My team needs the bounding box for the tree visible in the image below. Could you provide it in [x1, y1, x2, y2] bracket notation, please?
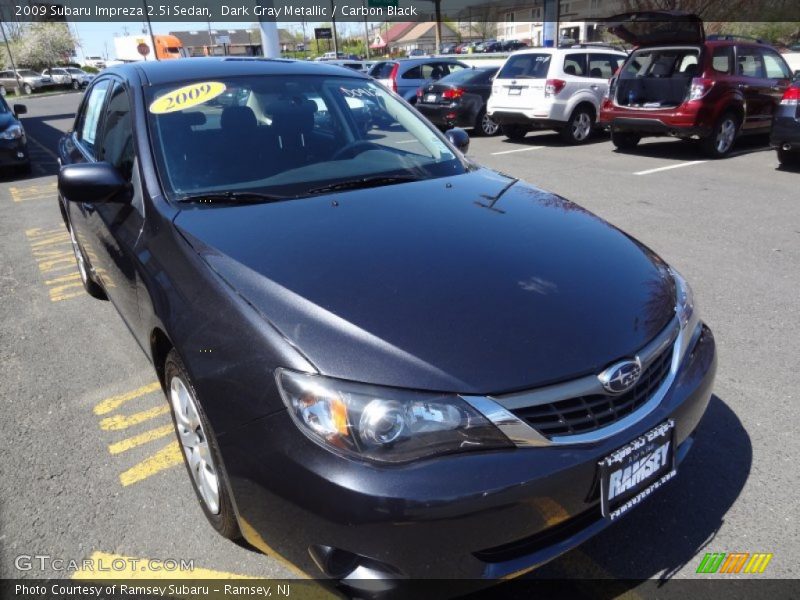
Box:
[3, 22, 78, 70]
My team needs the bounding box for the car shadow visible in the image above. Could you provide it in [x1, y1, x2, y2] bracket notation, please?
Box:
[503, 394, 751, 594]
[614, 134, 772, 160]
[498, 129, 611, 148]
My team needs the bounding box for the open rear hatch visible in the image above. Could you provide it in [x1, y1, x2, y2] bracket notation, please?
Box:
[603, 11, 704, 47]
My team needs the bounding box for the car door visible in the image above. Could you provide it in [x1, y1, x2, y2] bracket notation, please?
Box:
[735, 45, 771, 131]
[62, 78, 112, 280]
[760, 47, 792, 121]
[85, 80, 144, 333]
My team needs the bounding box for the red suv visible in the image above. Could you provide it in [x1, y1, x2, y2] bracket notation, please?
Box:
[599, 12, 794, 157]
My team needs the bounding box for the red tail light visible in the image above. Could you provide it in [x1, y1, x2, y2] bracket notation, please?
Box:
[416, 87, 423, 98]
[389, 63, 399, 93]
[442, 88, 464, 100]
[780, 86, 800, 106]
[544, 79, 566, 97]
[687, 78, 714, 101]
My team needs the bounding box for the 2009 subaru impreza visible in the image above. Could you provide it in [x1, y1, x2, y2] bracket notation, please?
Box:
[57, 58, 716, 589]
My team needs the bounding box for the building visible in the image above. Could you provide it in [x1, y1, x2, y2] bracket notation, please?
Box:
[395, 22, 460, 54]
[169, 28, 298, 57]
[498, 0, 617, 46]
[369, 22, 416, 53]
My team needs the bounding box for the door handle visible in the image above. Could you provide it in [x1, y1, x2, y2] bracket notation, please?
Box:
[82, 202, 95, 215]
[590, 84, 599, 90]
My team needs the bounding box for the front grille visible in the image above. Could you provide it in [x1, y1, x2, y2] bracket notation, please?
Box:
[511, 346, 674, 438]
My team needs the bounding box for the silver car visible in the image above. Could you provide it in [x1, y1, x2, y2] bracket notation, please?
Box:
[368, 58, 468, 103]
[41, 67, 94, 89]
[0, 69, 54, 95]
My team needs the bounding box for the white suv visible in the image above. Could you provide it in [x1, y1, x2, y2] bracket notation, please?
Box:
[487, 45, 627, 143]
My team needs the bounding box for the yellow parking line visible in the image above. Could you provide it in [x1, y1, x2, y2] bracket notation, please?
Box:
[109, 424, 174, 455]
[119, 441, 182, 486]
[100, 404, 169, 431]
[94, 382, 162, 415]
[71, 551, 257, 580]
[238, 518, 310, 579]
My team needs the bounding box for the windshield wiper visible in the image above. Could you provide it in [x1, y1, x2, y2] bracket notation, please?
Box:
[306, 175, 422, 195]
[175, 191, 288, 205]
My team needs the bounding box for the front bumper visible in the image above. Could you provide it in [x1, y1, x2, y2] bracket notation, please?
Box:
[220, 323, 716, 583]
[0, 137, 29, 167]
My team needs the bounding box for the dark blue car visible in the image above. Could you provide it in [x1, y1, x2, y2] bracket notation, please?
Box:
[57, 58, 716, 592]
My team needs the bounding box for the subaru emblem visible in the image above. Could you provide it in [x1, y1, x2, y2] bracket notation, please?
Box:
[598, 358, 642, 394]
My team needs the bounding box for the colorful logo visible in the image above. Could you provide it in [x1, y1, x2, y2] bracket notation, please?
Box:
[696, 552, 773, 574]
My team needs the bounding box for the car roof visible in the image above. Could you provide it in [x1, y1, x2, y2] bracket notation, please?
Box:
[107, 57, 370, 86]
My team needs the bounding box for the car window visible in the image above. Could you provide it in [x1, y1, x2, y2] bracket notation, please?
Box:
[442, 63, 466, 76]
[18, 70, 38, 77]
[369, 62, 396, 79]
[147, 75, 463, 198]
[497, 53, 552, 79]
[736, 46, 765, 78]
[99, 83, 134, 180]
[563, 53, 587, 76]
[588, 54, 623, 78]
[761, 48, 791, 79]
[712, 46, 733, 74]
[77, 80, 111, 156]
[624, 48, 700, 78]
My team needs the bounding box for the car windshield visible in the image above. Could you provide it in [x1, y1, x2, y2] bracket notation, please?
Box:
[67, 68, 85, 74]
[18, 70, 39, 77]
[497, 54, 552, 79]
[146, 74, 466, 200]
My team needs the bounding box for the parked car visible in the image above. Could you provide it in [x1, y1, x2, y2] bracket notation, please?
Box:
[41, 67, 93, 89]
[416, 66, 501, 135]
[487, 44, 627, 143]
[84, 56, 107, 69]
[322, 60, 370, 73]
[482, 41, 504, 53]
[0, 96, 29, 174]
[599, 13, 794, 157]
[369, 57, 468, 102]
[771, 80, 800, 166]
[57, 57, 715, 590]
[502, 40, 529, 52]
[440, 43, 458, 55]
[0, 69, 55, 95]
[406, 48, 426, 57]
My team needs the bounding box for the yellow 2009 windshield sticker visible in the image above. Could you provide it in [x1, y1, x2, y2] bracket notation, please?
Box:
[149, 81, 226, 114]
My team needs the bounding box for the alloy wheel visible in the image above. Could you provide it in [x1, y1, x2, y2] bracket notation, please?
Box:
[572, 112, 592, 142]
[481, 113, 499, 135]
[716, 118, 736, 154]
[170, 376, 220, 514]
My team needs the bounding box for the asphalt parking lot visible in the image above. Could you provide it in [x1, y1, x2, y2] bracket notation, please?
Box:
[0, 93, 798, 591]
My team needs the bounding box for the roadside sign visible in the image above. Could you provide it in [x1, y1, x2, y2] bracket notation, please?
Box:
[215, 35, 231, 45]
[314, 28, 332, 40]
[137, 43, 150, 57]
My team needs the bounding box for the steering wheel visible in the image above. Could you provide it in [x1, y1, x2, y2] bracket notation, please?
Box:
[331, 140, 382, 161]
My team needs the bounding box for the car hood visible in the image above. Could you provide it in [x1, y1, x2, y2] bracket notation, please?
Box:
[604, 11, 704, 47]
[174, 169, 676, 394]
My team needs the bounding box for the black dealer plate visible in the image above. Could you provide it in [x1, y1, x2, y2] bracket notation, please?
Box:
[599, 420, 676, 520]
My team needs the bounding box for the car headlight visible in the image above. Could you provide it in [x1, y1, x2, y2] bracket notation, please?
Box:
[276, 369, 512, 463]
[0, 124, 24, 140]
[670, 267, 695, 329]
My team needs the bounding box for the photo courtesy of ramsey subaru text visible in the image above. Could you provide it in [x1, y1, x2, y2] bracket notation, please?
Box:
[57, 58, 716, 592]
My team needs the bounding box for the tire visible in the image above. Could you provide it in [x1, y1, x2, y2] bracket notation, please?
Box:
[502, 124, 529, 141]
[701, 112, 739, 158]
[165, 349, 241, 540]
[611, 130, 641, 151]
[777, 148, 799, 167]
[67, 221, 108, 300]
[22, 83, 32, 95]
[560, 105, 594, 144]
[475, 109, 500, 136]
[71, 80, 79, 90]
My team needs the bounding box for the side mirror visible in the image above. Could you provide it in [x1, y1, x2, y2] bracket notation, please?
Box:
[59, 162, 129, 204]
[13, 104, 26, 116]
[445, 127, 470, 154]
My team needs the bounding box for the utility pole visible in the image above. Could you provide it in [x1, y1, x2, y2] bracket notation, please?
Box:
[330, 0, 339, 55]
[257, 0, 280, 57]
[0, 19, 23, 94]
[142, 0, 159, 60]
